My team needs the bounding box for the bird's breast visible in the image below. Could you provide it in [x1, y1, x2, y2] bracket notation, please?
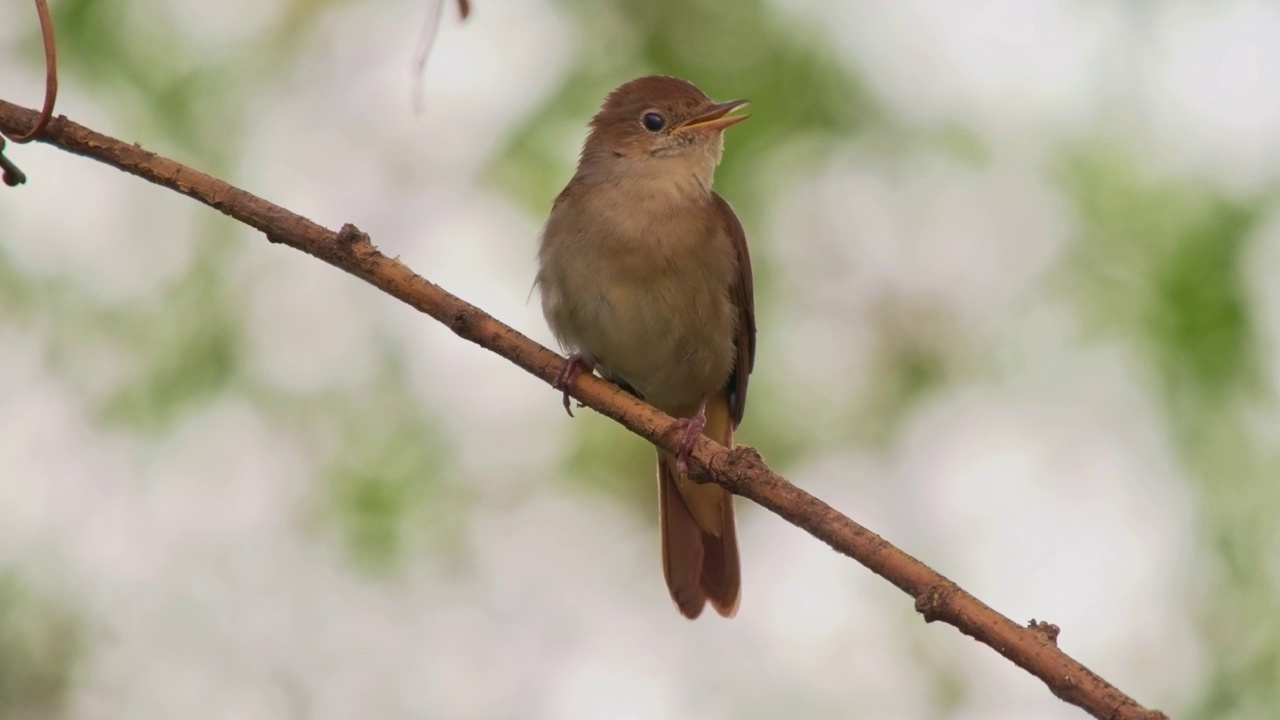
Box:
[538, 189, 738, 414]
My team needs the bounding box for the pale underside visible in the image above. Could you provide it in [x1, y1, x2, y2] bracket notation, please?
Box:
[537, 167, 739, 418]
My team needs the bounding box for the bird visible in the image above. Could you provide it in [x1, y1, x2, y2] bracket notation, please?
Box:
[535, 75, 756, 619]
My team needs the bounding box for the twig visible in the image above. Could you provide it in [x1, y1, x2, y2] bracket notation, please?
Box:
[410, 0, 472, 113]
[1, 0, 59, 188]
[0, 99, 1168, 720]
[3, 0, 57, 143]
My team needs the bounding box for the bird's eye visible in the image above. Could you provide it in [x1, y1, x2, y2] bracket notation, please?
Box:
[641, 112, 665, 132]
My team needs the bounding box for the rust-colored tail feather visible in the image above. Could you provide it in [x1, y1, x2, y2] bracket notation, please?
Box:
[658, 393, 741, 619]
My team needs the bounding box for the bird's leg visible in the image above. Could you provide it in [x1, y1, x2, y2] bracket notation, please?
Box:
[552, 354, 595, 417]
[661, 395, 708, 474]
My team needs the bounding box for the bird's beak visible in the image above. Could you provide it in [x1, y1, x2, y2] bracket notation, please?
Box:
[675, 99, 750, 133]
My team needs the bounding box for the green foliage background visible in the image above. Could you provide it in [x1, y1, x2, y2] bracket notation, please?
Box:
[2, 1, 1277, 718]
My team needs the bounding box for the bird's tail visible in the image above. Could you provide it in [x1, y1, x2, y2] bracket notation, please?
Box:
[657, 392, 741, 619]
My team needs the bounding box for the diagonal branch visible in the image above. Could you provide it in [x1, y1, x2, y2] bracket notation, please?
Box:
[0, 99, 1167, 720]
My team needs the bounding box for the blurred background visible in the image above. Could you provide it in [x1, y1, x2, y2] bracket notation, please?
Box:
[1, 0, 1277, 717]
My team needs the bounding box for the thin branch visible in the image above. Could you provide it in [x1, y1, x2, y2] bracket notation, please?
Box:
[0, 0, 58, 186]
[410, 0, 472, 113]
[0, 99, 1168, 720]
[3, 0, 58, 143]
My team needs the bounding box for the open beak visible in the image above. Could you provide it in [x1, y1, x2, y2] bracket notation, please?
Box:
[675, 99, 750, 133]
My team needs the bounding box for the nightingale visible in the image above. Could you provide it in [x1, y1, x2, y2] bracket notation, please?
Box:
[535, 75, 756, 619]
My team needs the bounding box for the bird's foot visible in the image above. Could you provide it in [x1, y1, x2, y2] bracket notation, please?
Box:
[661, 396, 709, 474]
[552, 354, 595, 417]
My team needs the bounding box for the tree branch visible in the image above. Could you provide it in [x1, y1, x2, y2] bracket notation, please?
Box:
[0, 99, 1168, 720]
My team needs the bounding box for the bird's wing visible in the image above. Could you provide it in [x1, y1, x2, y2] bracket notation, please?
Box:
[712, 192, 756, 428]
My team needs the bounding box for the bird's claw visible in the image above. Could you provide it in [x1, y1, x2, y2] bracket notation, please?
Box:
[552, 354, 594, 417]
[661, 398, 708, 474]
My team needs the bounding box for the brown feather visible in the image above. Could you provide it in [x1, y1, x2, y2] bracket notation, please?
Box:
[712, 192, 756, 427]
[658, 392, 740, 618]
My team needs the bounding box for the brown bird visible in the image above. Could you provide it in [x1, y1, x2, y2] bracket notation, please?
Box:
[535, 76, 756, 619]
